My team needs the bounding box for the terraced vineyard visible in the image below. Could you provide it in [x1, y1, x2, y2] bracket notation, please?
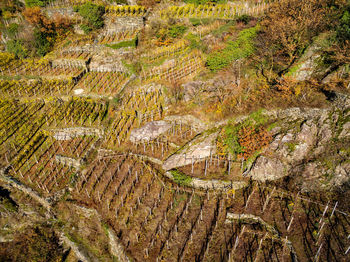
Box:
[1, 0, 350, 261]
[76, 71, 129, 95]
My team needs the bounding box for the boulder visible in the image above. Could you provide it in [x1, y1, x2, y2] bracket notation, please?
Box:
[162, 131, 218, 170]
[332, 163, 350, 187]
[249, 156, 286, 182]
[339, 122, 350, 138]
[129, 121, 171, 143]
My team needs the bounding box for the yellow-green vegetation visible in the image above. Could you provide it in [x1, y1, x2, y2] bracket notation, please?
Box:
[170, 169, 192, 186]
[206, 25, 259, 72]
[1, 0, 350, 261]
[106, 36, 138, 49]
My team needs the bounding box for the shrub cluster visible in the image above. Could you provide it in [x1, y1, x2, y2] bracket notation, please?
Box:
[74, 2, 105, 32]
[216, 110, 271, 160]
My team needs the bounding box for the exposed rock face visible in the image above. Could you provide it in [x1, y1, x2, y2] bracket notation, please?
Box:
[129, 115, 207, 144]
[339, 122, 350, 138]
[129, 121, 171, 143]
[107, 228, 130, 262]
[247, 94, 350, 191]
[162, 131, 217, 170]
[333, 163, 350, 187]
[290, 33, 332, 81]
[249, 157, 286, 182]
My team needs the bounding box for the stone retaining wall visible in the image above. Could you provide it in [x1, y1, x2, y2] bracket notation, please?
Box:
[55, 155, 82, 169]
[52, 127, 104, 140]
[164, 171, 247, 191]
[105, 17, 144, 32]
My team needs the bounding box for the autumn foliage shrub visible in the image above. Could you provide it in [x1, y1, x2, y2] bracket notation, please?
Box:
[236, 125, 271, 160]
[216, 110, 272, 160]
[23, 7, 72, 56]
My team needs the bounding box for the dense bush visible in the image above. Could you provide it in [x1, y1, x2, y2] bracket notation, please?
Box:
[1, 0, 23, 15]
[23, 7, 72, 57]
[33, 29, 53, 57]
[336, 8, 350, 43]
[216, 110, 271, 160]
[206, 25, 259, 72]
[155, 24, 188, 44]
[75, 2, 105, 30]
[6, 39, 28, 59]
[236, 14, 252, 25]
[170, 170, 192, 186]
[185, 33, 205, 51]
[254, 0, 340, 82]
[168, 25, 187, 38]
[80, 24, 92, 34]
[189, 18, 211, 26]
[110, 0, 128, 4]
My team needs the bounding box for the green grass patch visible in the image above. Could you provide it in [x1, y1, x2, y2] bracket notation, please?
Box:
[106, 37, 137, 49]
[189, 18, 212, 26]
[211, 20, 235, 37]
[185, 33, 206, 51]
[170, 169, 192, 187]
[206, 25, 259, 72]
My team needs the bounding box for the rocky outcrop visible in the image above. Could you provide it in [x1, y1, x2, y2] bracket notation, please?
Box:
[107, 228, 130, 262]
[289, 32, 333, 81]
[249, 157, 286, 182]
[162, 131, 218, 170]
[247, 94, 350, 191]
[339, 122, 350, 138]
[129, 120, 171, 143]
[59, 233, 96, 262]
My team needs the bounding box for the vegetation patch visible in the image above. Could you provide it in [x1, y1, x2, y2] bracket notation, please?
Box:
[206, 25, 259, 72]
[106, 37, 138, 49]
[74, 2, 105, 31]
[0, 225, 64, 262]
[216, 109, 271, 160]
[170, 169, 192, 186]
